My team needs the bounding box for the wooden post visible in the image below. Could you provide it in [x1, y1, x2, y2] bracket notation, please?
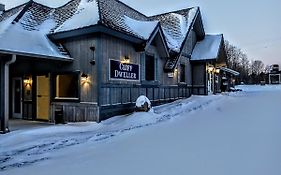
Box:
[0, 60, 5, 133]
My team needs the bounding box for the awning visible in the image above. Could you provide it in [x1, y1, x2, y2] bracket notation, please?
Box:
[220, 67, 240, 76]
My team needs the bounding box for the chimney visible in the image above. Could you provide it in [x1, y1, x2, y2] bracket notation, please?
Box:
[0, 4, 5, 12]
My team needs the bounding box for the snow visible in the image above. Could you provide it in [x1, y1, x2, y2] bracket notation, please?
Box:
[191, 34, 223, 61]
[0, 11, 20, 35]
[0, 20, 70, 59]
[54, 0, 100, 33]
[124, 16, 158, 40]
[220, 67, 240, 76]
[162, 7, 198, 52]
[0, 0, 72, 10]
[1, 85, 281, 175]
[135, 95, 151, 108]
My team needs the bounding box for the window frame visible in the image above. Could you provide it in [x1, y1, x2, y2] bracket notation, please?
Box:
[145, 54, 156, 82]
[180, 64, 186, 83]
[52, 71, 80, 102]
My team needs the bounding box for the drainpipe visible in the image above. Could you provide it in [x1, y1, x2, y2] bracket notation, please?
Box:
[3, 54, 16, 133]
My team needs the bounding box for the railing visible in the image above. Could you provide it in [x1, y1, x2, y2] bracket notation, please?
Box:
[99, 84, 194, 107]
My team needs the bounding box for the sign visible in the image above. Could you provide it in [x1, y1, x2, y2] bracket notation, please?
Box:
[110, 60, 140, 81]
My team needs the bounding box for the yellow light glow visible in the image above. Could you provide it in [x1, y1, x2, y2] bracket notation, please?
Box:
[81, 74, 90, 85]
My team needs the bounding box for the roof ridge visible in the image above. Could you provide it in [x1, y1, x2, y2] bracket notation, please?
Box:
[111, 0, 148, 18]
[149, 6, 197, 18]
[1, 3, 28, 13]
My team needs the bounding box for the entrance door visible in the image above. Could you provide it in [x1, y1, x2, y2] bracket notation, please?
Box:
[12, 78, 23, 119]
[207, 73, 213, 94]
[36, 76, 50, 121]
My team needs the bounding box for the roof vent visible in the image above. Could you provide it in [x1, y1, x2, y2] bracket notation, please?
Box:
[0, 4, 5, 12]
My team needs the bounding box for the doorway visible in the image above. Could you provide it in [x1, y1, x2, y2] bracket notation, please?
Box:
[12, 77, 23, 119]
[36, 75, 50, 121]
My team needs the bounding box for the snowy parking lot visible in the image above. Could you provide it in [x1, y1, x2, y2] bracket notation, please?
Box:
[1, 85, 281, 175]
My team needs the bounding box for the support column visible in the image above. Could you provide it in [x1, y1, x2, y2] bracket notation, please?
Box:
[0, 55, 16, 134]
[0, 60, 5, 133]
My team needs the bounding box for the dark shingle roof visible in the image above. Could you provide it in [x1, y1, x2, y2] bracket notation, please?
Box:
[0, 0, 202, 67]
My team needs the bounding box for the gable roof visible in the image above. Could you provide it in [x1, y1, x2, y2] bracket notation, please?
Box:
[191, 34, 224, 62]
[0, 0, 202, 62]
[0, 1, 77, 60]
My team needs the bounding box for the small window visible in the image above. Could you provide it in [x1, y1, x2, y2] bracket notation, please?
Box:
[180, 64, 186, 82]
[145, 55, 155, 81]
[55, 73, 79, 99]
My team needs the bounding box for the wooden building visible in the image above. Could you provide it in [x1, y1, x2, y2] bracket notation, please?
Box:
[0, 0, 229, 133]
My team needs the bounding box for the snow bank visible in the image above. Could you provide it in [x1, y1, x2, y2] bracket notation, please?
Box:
[135, 95, 151, 108]
[3, 85, 281, 175]
[237, 84, 281, 92]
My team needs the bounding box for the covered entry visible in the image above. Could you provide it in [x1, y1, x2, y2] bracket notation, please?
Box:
[0, 53, 72, 133]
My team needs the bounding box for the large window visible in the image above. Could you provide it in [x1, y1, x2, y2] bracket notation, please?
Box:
[145, 55, 155, 81]
[55, 73, 79, 99]
[180, 64, 186, 82]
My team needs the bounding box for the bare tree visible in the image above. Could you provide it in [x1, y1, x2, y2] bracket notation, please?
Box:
[251, 60, 265, 75]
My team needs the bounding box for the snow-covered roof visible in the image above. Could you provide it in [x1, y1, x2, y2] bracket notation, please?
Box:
[0, 1, 80, 60]
[0, 0, 73, 10]
[191, 34, 223, 61]
[0, 0, 201, 62]
[150, 7, 199, 52]
[220, 67, 240, 76]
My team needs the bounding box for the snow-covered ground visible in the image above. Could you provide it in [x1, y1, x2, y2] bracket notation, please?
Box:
[1, 85, 281, 175]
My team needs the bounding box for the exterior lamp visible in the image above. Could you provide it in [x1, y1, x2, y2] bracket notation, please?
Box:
[23, 76, 32, 86]
[121, 55, 130, 64]
[207, 66, 214, 73]
[81, 73, 90, 84]
[215, 68, 220, 74]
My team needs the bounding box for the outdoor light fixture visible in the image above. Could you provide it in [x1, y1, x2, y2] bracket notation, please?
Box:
[215, 68, 220, 74]
[207, 65, 214, 73]
[121, 55, 130, 64]
[23, 76, 32, 86]
[81, 73, 90, 83]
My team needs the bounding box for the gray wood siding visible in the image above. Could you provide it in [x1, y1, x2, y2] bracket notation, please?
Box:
[99, 34, 141, 84]
[63, 36, 98, 103]
[177, 30, 197, 86]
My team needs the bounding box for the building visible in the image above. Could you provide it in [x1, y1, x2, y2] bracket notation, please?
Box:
[0, 0, 234, 133]
[268, 64, 280, 84]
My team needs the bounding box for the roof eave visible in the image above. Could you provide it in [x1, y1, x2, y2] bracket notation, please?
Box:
[49, 24, 145, 44]
[0, 49, 73, 62]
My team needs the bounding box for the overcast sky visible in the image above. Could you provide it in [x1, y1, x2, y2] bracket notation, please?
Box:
[122, 0, 281, 66]
[1, 0, 281, 66]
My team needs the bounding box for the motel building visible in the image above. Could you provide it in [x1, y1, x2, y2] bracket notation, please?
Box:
[0, 0, 239, 133]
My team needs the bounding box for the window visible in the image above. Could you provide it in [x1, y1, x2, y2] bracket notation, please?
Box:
[55, 73, 79, 99]
[180, 64, 186, 82]
[145, 55, 155, 81]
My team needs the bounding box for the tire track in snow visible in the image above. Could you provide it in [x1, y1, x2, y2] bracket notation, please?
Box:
[0, 96, 220, 172]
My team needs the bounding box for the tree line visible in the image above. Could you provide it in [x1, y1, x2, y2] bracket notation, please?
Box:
[224, 40, 267, 84]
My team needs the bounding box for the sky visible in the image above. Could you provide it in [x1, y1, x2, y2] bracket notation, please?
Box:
[1, 0, 281, 66]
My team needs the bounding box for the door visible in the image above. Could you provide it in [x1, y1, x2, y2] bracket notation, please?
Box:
[36, 76, 50, 121]
[12, 78, 23, 119]
[207, 73, 213, 94]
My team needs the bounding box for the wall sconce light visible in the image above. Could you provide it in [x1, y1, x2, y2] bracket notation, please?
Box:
[121, 55, 130, 64]
[81, 73, 90, 84]
[81, 73, 88, 80]
[207, 65, 214, 73]
[215, 68, 220, 74]
[23, 76, 32, 86]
